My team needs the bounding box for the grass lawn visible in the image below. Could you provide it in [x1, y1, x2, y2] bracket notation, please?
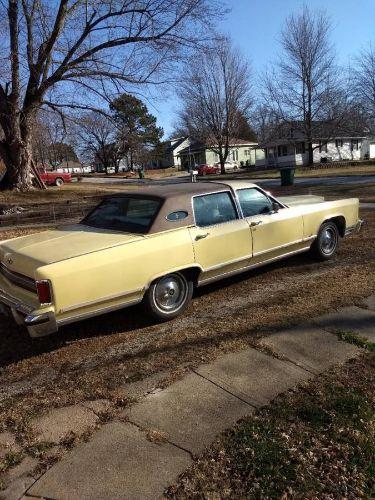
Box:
[167, 353, 375, 499]
[0, 182, 131, 206]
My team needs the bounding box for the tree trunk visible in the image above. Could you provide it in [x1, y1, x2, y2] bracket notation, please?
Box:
[0, 120, 34, 191]
[307, 142, 313, 166]
[220, 159, 225, 175]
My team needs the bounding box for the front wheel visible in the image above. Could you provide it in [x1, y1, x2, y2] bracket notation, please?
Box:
[55, 177, 64, 187]
[309, 221, 339, 260]
[143, 272, 193, 321]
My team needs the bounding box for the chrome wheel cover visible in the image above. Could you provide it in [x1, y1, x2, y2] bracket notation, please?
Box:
[153, 274, 187, 313]
[321, 227, 337, 254]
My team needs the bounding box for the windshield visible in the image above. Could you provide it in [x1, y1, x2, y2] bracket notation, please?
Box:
[81, 196, 162, 233]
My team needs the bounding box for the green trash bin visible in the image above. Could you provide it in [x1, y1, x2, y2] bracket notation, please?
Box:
[280, 167, 295, 186]
[138, 169, 145, 179]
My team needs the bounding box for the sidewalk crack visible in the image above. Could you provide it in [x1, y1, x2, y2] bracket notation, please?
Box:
[192, 369, 259, 409]
[127, 420, 194, 460]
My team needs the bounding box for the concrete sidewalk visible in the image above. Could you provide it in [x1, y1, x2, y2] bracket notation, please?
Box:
[4, 296, 374, 500]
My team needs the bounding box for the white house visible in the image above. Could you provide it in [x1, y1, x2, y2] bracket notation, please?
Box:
[255, 122, 375, 168]
[148, 137, 191, 169]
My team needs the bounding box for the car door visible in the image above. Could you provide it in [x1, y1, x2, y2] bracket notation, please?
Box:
[236, 188, 304, 258]
[189, 191, 252, 280]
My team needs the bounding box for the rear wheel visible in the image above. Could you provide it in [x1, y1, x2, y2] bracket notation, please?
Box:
[309, 221, 339, 260]
[143, 272, 193, 321]
[55, 177, 64, 187]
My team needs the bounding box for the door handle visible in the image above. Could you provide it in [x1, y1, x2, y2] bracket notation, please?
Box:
[250, 221, 262, 227]
[195, 232, 209, 241]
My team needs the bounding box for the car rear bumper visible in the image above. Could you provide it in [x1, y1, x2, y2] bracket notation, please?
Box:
[345, 219, 364, 236]
[0, 288, 58, 338]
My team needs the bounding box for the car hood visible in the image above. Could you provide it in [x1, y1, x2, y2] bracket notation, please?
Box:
[0, 224, 144, 277]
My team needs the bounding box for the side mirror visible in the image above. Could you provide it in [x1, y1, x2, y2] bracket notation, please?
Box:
[272, 202, 279, 213]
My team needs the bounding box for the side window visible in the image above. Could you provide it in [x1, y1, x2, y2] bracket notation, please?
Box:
[237, 188, 273, 217]
[194, 192, 238, 227]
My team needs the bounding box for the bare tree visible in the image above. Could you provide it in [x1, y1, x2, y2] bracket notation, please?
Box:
[0, 0, 223, 191]
[76, 112, 120, 174]
[32, 110, 78, 167]
[177, 39, 252, 174]
[352, 43, 375, 132]
[262, 5, 346, 165]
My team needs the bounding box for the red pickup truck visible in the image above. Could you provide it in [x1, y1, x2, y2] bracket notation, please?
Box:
[38, 169, 72, 187]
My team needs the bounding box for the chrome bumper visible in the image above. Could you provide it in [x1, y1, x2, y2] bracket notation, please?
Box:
[345, 219, 364, 236]
[0, 288, 58, 338]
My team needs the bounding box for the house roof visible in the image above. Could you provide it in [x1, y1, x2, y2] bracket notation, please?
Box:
[177, 139, 258, 156]
[163, 137, 189, 154]
[259, 120, 370, 147]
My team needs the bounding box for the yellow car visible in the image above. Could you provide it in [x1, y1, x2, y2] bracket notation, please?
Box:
[0, 181, 362, 337]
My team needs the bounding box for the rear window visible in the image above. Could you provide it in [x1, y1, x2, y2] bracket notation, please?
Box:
[82, 196, 161, 233]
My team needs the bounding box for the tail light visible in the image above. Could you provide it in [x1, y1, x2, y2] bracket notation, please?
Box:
[36, 280, 52, 305]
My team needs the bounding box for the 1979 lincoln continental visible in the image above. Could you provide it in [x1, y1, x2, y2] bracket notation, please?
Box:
[0, 181, 363, 337]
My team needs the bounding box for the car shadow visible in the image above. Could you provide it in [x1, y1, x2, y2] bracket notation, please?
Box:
[0, 252, 330, 369]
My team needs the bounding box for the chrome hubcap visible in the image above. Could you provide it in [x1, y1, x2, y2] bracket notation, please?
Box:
[321, 227, 337, 254]
[154, 274, 187, 312]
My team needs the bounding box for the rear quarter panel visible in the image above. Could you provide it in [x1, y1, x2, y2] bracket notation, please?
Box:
[35, 227, 196, 320]
[301, 198, 359, 239]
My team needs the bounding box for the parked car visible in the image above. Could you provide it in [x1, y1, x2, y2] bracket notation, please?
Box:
[197, 164, 220, 176]
[38, 169, 72, 187]
[214, 161, 239, 171]
[0, 181, 362, 337]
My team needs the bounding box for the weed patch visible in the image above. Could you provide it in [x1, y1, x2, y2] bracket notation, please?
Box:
[0, 451, 24, 473]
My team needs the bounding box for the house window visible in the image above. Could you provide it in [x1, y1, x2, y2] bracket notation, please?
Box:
[277, 145, 288, 156]
[244, 149, 250, 157]
[296, 142, 305, 154]
[335, 139, 343, 148]
[230, 150, 238, 161]
[319, 141, 328, 153]
[351, 139, 359, 151]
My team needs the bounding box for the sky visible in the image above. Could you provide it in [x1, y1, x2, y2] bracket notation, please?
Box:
[152, 0, 375, 138]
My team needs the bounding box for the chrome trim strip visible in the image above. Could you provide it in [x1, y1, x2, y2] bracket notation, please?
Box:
[58, 297, 142, 326]
[204, 253, 253, 272]
[25, 313, 51, 325]
[59, 287, 144, 314]
[253, 236, 315, 257]
[0, 288, 34, 314]
[345, 219, 364, 236]
[203, 237, 315, 272]
[198, 246, 311, 286]
[0, 263, 36, 293]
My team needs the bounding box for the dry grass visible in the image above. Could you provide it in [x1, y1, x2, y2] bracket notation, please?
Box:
[0, 183, 373, 484]
[0, 208, 373, 429]
[0, 182, 130, 206]
[167, 353, 375, 499]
